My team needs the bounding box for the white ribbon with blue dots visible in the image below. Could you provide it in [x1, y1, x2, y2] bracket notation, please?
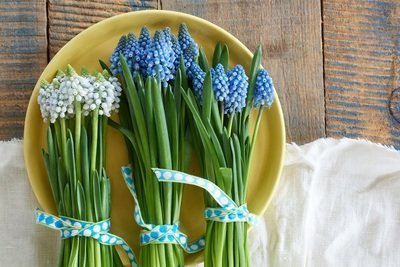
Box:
[121, 166, 257, 255]
[35, 209, 138, 267]
[121, 166, 206, 253]
[152, 168, 258, 225]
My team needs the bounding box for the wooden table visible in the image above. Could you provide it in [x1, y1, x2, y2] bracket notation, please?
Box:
[1, 0, 399, 148]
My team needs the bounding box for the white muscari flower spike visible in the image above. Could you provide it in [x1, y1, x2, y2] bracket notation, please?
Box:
[37, 66, 122, 122]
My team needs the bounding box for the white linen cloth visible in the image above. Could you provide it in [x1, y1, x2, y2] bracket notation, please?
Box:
[1, 138, 399, 267]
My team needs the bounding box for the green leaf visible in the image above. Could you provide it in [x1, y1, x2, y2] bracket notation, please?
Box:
[42, 149, 59, 206]
[98, 59, 112, 75]
[144, 77, 157, 166]
[66, 131, 77, 191]
[221, 129, 232, 167]
[100, 174, 110, 219]
[46, 127, 61, 206]
[212, 43, 222, 67]
[230, 138, 239, 203]
[57, 157, 66, 213]
[166, 88, 179, 170]
[80, 127, 92, 220]
[220, 44, 230, 71]
[118, 94, 136, 161]
[108, 119, 145, 168]
[92, 170, 101, 221]
[151, 78, 172, 169]
[233, 134, 244, 203]
[243, 46, 262, 119]
[219, 167, 232, 194]
[173, 69, 182, 119]
[64, 184, 72, 217]
[201, 71, 213, 123]
[76, 181, 86, 219]
[198, 47, 210, 72]
[119, 54, 151, 168]
[181, 88, 223, 167]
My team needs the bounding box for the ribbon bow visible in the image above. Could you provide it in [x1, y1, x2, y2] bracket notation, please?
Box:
[121, 166, 258, 257]
[35, 209, 137, 267]
[121, 166, 205, 253]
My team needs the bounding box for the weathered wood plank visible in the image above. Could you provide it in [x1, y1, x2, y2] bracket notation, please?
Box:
[48, 0, 158, 58]
[324, 0, 400, 148]
[0, 1, 47, 140]
[162, 0, 326, 144]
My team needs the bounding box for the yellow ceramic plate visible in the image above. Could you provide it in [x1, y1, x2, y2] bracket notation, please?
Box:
[24, 10, 285, 265]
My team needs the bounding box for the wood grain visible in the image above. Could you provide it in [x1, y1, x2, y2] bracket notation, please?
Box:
[324, 0, 400, 148]
[48, 0, 158, 58]
[162, 0, 326, 144]
[0, 1, 47, 140]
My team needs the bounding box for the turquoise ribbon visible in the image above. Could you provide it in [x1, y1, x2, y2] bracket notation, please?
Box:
[35, 209, 137, 267]
[121, 166, 205, 253]
[121, 166, 257, 255]
[152, 168, 258, 225]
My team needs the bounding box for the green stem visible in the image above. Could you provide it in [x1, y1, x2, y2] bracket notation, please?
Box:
[60, 118, 68, 172]
[243, 107, 264, 197]
[74, 101, 82, 182]
[90, 109, 99, 178]
[227, 113, 234, 137]
[102, 116, 108, 168]
[90, 110, 101, 266]
[249, 107, 263, 159]
[220, 102, 224, 125]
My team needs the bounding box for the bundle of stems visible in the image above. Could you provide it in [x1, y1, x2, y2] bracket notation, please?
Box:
[113, 55, 191, 267]
[182, 44, 273, 267]
[39, 66, 124, 267]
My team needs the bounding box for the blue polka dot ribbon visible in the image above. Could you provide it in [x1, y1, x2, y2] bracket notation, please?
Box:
[121, 166, 206, 253]
[121, 165, 257, 255]
[152, 168, 258, 225]
[34, 209, 138, 267]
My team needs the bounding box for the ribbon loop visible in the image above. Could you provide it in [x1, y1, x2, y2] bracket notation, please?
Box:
[152, 168, 258, 225]
[35, 209, 137, 267]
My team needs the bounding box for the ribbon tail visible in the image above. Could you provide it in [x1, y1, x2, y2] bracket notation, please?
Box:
[183, 235, 206, 253]
[92, 232, 138, 267]
[121, 166, 153, 230]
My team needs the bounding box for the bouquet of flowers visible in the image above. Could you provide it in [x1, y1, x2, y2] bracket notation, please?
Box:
[36, 66, 130, 267]
[181, 44, 275, 267]
[109, 24, 200, 266]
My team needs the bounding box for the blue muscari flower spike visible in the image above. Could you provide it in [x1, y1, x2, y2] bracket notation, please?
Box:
[171, 35, 182, 71]
[225, 65, 248, 114]
[123, 33, 140, 76]
[138, 26, 152, 76]
[254, 69, 275, 108]
[189, 63, 206, 101]
[211, 64, 230, 103]
[163, 27, 172, 45]
[110, 35, 127, 75]
[152, 30, 176, 87]
[178, 23, 198, 52]
[183, 44, 198, 69]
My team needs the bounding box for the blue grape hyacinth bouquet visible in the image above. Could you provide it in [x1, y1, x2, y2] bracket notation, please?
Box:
[107, 24, 200, 267]
[108, 23, 275, 267]
[181, 44, 274, 267]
